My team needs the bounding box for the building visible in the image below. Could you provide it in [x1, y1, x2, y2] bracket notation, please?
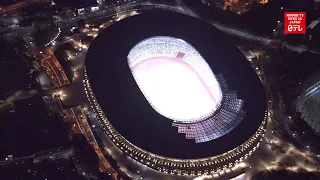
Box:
[53, 0, 98, 9]
[52, 0, 98, 19]
[297, 70, 320, 136]
[83, 11, 267, 176]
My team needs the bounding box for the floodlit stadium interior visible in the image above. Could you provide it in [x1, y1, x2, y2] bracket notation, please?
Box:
[128, 36, 223, 124]
[127, 36, 247, 143]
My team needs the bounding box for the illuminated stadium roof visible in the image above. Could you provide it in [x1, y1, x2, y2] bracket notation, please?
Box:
[85, 11, 266, 159]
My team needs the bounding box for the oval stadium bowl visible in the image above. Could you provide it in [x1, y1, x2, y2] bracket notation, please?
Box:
[128, 36, 223, 123]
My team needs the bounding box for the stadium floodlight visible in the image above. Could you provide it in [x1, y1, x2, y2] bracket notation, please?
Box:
[128, 36, 223, 123]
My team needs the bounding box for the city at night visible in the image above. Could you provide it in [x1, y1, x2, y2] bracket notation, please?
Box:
[0, 0, 320, 180]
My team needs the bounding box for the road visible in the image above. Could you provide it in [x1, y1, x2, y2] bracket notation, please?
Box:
[46, 27, 194, 179]
[0, 147, 74, 166]
[62, 105, 118, 179]
[5, 0, 319, 56]
[2, 1, 144, 40]
[70, 1, 320, 56]
[238, 49, 320, 179]
[0, 89, 38, 113]
[211, 21, 320, 56]
[0, 0, 51, 15]
[42, 40, 118, 178]
[35, 2, 320, 179]
[3, 1, 320, 179]
[42, 47, 70, 86]
[23, 36, 70, 87]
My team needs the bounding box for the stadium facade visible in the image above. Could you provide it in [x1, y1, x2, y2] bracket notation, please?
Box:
[297, 70, 320, 135]
[83, 11, 267, 176]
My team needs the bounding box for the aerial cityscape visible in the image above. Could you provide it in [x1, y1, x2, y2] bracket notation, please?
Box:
[0, 0, 319, 180]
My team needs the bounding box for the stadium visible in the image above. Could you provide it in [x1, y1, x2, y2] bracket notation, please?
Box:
[83, 11, 267, 176]
[297, 70, 320, 135]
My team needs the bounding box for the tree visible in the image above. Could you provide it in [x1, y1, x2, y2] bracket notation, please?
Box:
[77, 19, 85, 30]
[32, 17, 58, 47]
